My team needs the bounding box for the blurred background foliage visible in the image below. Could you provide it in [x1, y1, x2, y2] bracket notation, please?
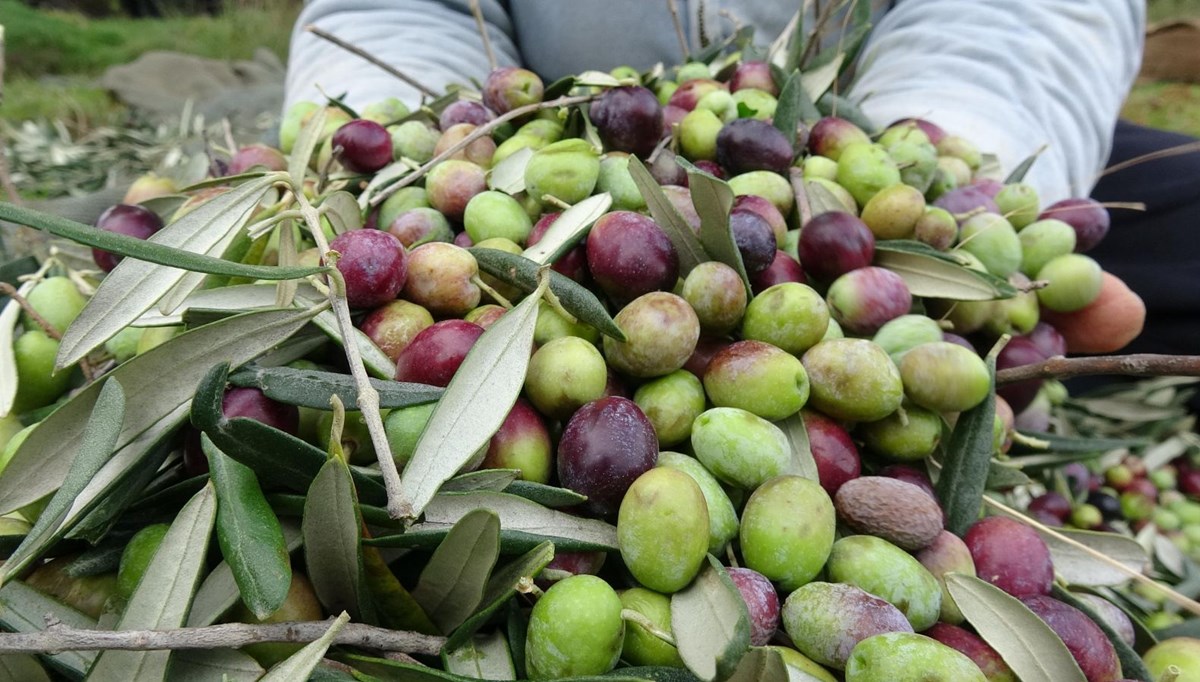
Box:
[2, 0, 301, 129]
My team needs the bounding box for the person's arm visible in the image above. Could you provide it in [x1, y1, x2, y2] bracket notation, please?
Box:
[284, 0, 522, 111]
[849, 0, 1144, 203]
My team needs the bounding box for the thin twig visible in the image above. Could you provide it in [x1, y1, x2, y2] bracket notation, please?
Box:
[995, 354, 1200, 385]
[0, 619, 444, 655]
[984, 497, 1200, 618]
[1037, 201, 1146, 217]
[666, 0, 690, 61]
[305, 25, 438, 99]
[292, 188, 406, 518]
[789, 167, 812, 228]
[717, 9, 743, 35]
[620, 609, 675, 646]
[1095, 140, 1200, 181]
[469, 0, 498, 72]
[798, 0, 849, 69]
[369, 94, 596, 208]
[0, 282, 59, 340]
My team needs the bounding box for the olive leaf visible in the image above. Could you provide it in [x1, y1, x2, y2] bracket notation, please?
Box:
[489, 146, 535, 195]
[0, 279, 35, 418]
[575, 70, 625, 88]
[0, 256, 39, 288]
[413, 510, 502, 634]
[543, 75, 577, 100]
[133, 282, 284, 327]
[627, 156, 708, 274]
[1005, 146, 1047, 184]
[157, 203, 267, 316]
[407, 490, 618, 550]
[604, 668, 703, 682]
[267, 493, 399, 530]
[0, 378, 124, 586]
[87, 483, 218, 682]
[775, 413, 820, 482]
[167, 649, 264, 682]
[320, 191, 363, 235]
[945, 573, 1087, 682]
[188, 522, 303, 628]
[1052, 586, 1153, 682]
[989, 505, 1148, 586]
[0, 203, 323, 287]
[289, 106, 327, 183]
[724, 647, 789, 682]
[505, 480, 589, 508]
[441, 469, 522, 493]
[343, 653, 654, 681]
[0, 581, 97, 677]
[260, 613, 351, 682]
[1004, 451, 1106, 472]
[53, 175, 286, 369]
[64, 545, 125, 579]
[179, 171, 270, 193]
[805, 179, 849, 218]
[772, 71, 819, 146]
[934, 351, 997, 536]
[800, 53, 844, 102]
[445, 541, 555, 652]
[506, 601, 529, 679]
[681, 160, 752, 294]
[137, 193, 189, 219]
[874, 242, 1017, 301]
[393, 276, 543, 520]
[227, 365, 442, 410]
[203, 435, 292, 620]
[63, 416, 177, 546]
[987, 460, 1033, 490]
[1008, 431, 1146, 455]
[370, 526, 601, 554]
[0, 307, 318, 516]
[815, 93, 876, 135]
[361, 541, 440, 635]
[671, 555, 752, 682]
[294, 289, 396, 379]
[806, 0, 872, 73]
[193, 362, 389, 507]
[469, 248, 625, 342]
[443, 631, 517, 680]
[303, 456, 373, 623]
[522, 192, 612, 266]
[358, 160, 416, 211]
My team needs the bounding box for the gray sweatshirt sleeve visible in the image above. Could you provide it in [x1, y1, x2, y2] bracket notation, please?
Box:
[284, 0, 521, 111]
[849, 0, 1145, 203]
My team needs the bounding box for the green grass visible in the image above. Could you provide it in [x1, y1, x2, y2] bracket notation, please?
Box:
[4, 76, 127, 131]
[1, 0, 300, 130]
[1126, 1, 1200, 138]
[1149, 0, 1200, 23]
[1124, 82, 1200, 138]
[1, 0, 300, 79]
